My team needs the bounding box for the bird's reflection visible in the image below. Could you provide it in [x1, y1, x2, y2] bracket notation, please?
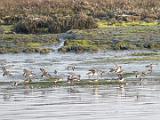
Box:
[117, 84, 126, 97]
[67, 87, 80, 94]
[3, 90, 11, 101]
[92, 85, 99, 96]
[40, 90, 48, 96]
[24, 85, 32, 95]
[135, 94, 140, 102]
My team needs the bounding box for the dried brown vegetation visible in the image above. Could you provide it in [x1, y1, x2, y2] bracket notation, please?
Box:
[0, 0, 160, 33]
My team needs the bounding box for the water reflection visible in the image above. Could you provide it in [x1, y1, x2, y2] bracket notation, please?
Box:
[0, 80, 160, 120]
[23, 85, 32, 95]
[92, 85, 99, 96]
[2, 90, 11, 101]
[67, 87, 80, 94]
[117, 84, 126, 97]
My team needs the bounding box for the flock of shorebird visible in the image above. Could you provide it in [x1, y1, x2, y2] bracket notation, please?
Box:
[0, 63, 156, 86]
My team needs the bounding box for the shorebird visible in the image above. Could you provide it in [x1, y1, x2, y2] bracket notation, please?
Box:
[87, 68, 99, 79]
[109, 65, 125, 81]
[109, 65, 124, 75]
[1, 67, 12, 77]
[23, 69, 34, 79]
[54, 70, 58, 75]
[67, 73, 81, 83]
[115, 66, 124, 77]
[12, 81, 19, 86]
[24, 78, 32, 84]
[116, 65, 123, 72]
[133, 71, 146, 81]
[40, 68, 51, 78]
[67, 64, 76, 71]
[109, 64, 120, 73]
[117, 73, 125, 82]
[145, 64, 154, 74]
[98, 70, 106, 78]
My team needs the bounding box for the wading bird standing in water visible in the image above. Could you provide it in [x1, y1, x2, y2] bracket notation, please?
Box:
[117, 73, 125, 82]
[40, 68, 51, 78]
[145, 64, 155, 75]
[133, 63, 157, 81]
[67, 64, 76, 71]
[133, 71, 146, 81]
[67, 73, 81, 84]
[23, 69, 34, 83]
[115, 66, 125, 82]
[87, 68, 99, 79]
[109, 64, 120, 73]
[23, 69, 33, 78]
[24, 78, 32, 84]
[98, 70, 106, 78]
[109, 64, 125, 82]
[54, 70, 58, 75]
[1, 67, 12, 77]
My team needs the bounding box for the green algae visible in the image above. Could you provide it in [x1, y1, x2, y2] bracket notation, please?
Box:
[97, 21, 160, 28]
[0, 33, 57, 54]
[131, 52, 159, 56]
[23, 79, 126, 88]
[26, 42, 42, 47]
[59, 39, 99, 53]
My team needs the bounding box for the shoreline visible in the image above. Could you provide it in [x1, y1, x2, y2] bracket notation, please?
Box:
[1, 24, 160, 54]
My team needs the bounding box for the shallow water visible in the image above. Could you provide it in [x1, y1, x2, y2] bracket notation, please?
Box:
[0, 50, 159, 81]
[0, 50, 160, 120]
[1, 80, 160, 120]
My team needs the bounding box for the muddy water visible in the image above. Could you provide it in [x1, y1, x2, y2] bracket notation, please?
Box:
[0, 50, 160, 120]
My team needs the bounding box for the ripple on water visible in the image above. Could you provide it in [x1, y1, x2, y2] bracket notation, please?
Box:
[0, 50, 160, 120]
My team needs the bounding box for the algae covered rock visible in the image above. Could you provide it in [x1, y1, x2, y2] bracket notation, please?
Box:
[22, 48, 52, 54]
[112, 40, 130, 50]
[59, 39, 99, 53]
